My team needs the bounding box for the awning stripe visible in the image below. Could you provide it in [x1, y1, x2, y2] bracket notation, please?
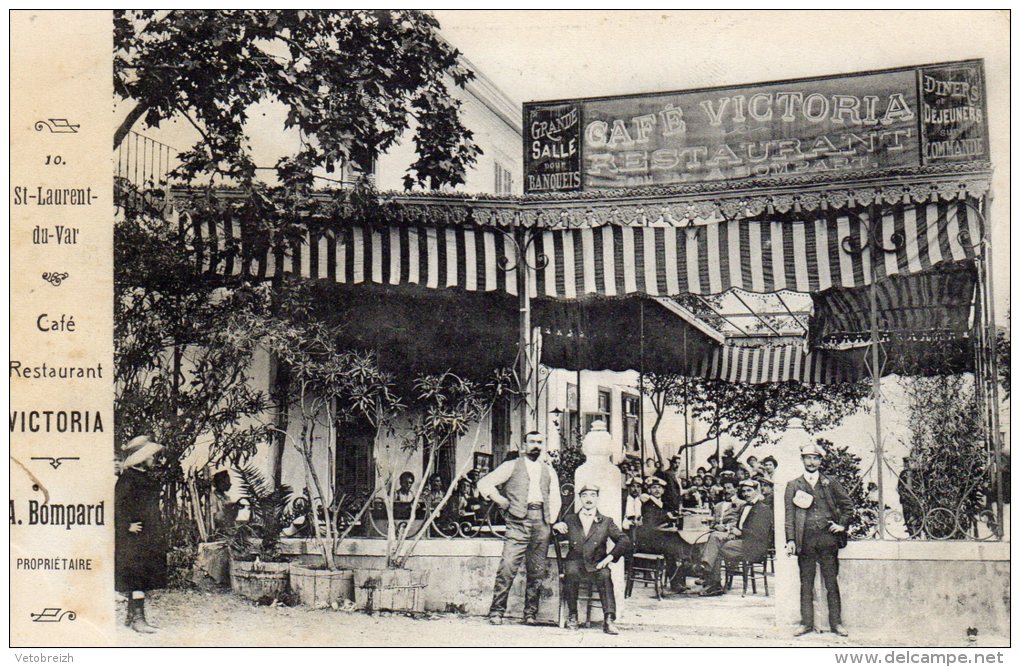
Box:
[194, 200, 984, 297]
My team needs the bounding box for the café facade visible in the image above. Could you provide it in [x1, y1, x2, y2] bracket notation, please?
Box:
[183, 59, 1007, 639]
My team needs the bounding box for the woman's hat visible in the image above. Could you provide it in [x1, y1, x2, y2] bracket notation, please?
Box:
[122, 435, 152, 455]
[122, 435, 164, 469]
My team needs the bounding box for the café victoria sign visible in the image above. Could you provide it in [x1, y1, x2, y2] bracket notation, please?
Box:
[524, 60, 989, 193]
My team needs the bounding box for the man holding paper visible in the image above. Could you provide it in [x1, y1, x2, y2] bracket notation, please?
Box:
[785, 441, 853, 638]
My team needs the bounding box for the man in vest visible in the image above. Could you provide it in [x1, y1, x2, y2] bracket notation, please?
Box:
[785, 441, 853, 637]
[477, 431, 562, 625]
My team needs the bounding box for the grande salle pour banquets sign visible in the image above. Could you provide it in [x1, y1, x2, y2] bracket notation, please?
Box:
[523, 60, 989, 193]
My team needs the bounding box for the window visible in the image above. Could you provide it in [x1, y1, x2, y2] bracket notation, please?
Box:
[622, 393, 641, 453]
[490, 395, 512, 464]
[494, 162, 514, 195]
[336, 413, 376, 500]
[564, 383, 580, 447]
[583, 387, 613, 435]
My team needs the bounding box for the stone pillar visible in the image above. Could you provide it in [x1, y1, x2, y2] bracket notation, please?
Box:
[573, 419, 626, 620]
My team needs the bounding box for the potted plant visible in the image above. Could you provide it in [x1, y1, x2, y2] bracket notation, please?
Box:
[358, 369, 516, 613]
[265, 323, 400, 608]
[227, 465, 293, 602]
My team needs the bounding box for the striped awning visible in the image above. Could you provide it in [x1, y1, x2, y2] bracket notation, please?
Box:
[186, 198, 984, 298]
[809, 261, 977, 349]
[534, 296, 971, 384]
[691, 340, 971, 385]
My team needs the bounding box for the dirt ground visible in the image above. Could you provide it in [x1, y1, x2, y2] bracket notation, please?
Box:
[114, 590, 1004, 648]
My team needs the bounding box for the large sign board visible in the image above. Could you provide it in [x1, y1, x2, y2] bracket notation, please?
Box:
[523, 60, 989, 193]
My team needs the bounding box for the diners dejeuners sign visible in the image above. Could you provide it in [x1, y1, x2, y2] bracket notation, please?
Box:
[523, 59, 989, 193]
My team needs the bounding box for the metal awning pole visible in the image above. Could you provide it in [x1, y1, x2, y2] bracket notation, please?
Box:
[870, 264, 886, 539]
[518, 229, 532, 439]
[974, 198, 1004, 535]
[639, 300, 647, 464]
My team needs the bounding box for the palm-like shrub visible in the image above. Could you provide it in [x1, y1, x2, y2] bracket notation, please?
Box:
[228, 465, 293, 562]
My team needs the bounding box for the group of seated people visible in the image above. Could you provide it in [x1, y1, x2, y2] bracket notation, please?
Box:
[619, 446, 777, 597]
[392, 470, 487, 522]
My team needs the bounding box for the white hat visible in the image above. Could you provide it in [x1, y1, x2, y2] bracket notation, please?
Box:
[577, 482, 601, 494]
[800, 442, 827, 457]
[122, 436, 164, 469]
[122, 435, 152, 455]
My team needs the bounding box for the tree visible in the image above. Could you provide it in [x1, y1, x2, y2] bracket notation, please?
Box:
[260, 322, 402, 571]
[114, 10, 481, 190]
[640, 373, 870, 460]
[115, 193, 277, 582]
[382, 370, 516, 569]
[897, 373, 992, 539]
[115, 199, 276, 472]
[818, 439, 878, 539]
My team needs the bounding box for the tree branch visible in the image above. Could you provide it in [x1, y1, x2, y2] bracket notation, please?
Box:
[114, 100, 149, 150]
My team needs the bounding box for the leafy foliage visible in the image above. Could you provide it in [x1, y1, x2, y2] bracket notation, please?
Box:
[549, 427, 586, 489]
[641, 373, 870, 458]
[897, 374, 991, 539]
[115, 208, 275, 472]
[996, 314, 1009, 398]
[114, 10, 480, 190]
[228, 465, 294, 562]
[259, 315, 403, 569]
[817, 439, 877, 539]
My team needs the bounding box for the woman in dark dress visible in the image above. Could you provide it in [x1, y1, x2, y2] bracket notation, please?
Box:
[115, 435, 166, 634]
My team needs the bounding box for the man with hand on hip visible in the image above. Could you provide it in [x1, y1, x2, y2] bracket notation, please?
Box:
[477, 431, 561, 625]
[785, 441, 853, 638]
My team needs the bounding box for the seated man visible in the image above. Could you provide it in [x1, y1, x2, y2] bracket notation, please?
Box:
[622, 482, 643, 530]
[711, 477, 745, 528]
[394, 471, 417, 503]
[699, 479, 774, 596]
[553, 483, 630, 635]
[635, 476, 691, 591]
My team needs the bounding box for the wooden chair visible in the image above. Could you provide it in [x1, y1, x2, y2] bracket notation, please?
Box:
[553, 536, 603, 627]
[625, 552, 667, 600]
[724, 555, 770, 597]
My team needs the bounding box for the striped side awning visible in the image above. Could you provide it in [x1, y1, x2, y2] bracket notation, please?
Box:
[809, 261, 977, 348]
[695, 345, 862, 385]
[187, 198, 984, 298]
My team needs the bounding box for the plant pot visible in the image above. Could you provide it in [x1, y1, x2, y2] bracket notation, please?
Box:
[193, 541, 231, 587]
[354, 567, 429, 613]
[289, 564, 354, 608]
[230, 559, 290, 602]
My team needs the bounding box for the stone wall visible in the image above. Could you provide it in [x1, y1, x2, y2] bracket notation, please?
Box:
[280, 537, 1010, 639]
[774, 540, 1010, 640]
[281, 538, 562, 621]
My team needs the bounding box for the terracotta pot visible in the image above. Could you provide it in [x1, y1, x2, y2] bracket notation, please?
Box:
[353, 567, 429, 613]
[229, 559, 289, 602]
[289, 564, 354, 608]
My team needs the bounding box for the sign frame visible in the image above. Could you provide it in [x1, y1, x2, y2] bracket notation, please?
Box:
[522, 59, 989, 194]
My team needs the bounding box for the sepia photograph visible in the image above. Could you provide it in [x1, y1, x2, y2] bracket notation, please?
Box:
[10, 9, 1010, 652]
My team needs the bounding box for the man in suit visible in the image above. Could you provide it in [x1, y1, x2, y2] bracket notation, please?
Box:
[636, 476, 690, 592]
[477, 431, 562, 625]
[698, 479, 774, 595]
[785, 441, 853, 637]
[553, 483, 630, 634]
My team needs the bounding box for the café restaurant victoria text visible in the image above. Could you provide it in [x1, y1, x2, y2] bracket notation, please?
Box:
[524, 60, 989, 193]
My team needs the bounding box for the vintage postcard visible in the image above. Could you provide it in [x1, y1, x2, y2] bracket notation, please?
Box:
[8, 10, 1011, 652]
